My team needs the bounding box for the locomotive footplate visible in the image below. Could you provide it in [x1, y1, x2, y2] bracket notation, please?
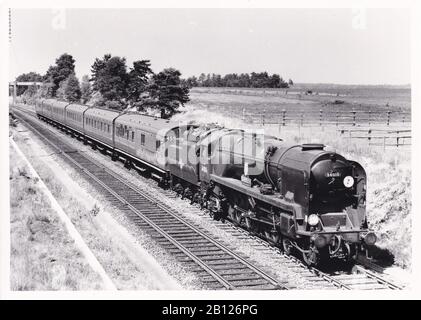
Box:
[209, 174, 303, 218]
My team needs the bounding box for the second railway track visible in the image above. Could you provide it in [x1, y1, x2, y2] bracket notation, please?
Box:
[11, 105, 404, 290]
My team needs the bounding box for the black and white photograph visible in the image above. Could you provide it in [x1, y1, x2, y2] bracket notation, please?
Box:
[1, 0, 420, 302]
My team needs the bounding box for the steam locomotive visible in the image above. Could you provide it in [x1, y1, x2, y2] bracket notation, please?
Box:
[35, 99, 376, 265]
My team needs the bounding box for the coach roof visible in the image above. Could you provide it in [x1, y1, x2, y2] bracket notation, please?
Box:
[84, 107, 120, 122]
[43, 99, 70, 109]
[115, 113, 179, 135]
[66, 103, 90, 113]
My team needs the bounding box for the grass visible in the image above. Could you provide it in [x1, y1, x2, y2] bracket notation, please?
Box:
[12, 127, 181, 290]
[9, 143, 104, 290]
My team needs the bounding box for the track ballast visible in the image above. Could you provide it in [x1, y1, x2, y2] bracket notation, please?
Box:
[12, 105, 404, 290]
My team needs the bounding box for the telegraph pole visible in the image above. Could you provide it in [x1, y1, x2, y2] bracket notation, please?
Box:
[9, 8, 17, 104]
[9, 8, 12, 43]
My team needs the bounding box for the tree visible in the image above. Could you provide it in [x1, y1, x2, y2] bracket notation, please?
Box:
[279, 77, 289, 88]
[127, 60, 153, 106]
[189, 71, 290, 88]
[147, 68, 190, 118]
[90, 54, 111, 91]
[90, 54, 129, 108]
[43, 53, 76, 97]
[185, 76, 198, 88]
[198, 73, 206, 87]
[288, 79, 294, 86]
[269, 74, 281, 88]
[64, 73, 81, 102]
[37, 82, 54, 98]
[56, 79, 67, 100]
[80, 75, 92, 104]
[238, 73, 250, 87]
[21, 83, 38, 104]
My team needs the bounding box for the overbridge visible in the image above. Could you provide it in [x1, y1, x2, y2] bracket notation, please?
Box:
[9, 81, 43, 104]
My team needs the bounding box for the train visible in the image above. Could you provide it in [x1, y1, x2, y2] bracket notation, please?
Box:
[34, 98, 377, 266]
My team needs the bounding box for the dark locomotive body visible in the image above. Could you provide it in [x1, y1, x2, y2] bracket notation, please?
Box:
[35, 99, 376, 265]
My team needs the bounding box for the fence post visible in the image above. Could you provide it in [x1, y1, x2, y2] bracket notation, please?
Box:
[368, 109, 371, 126]
[319, 109, 323, 126]
[336, 111, 339, 126]
[352, 109, 356, 126]
[368, 129, 371, 145]
[242, 108, 245, 122]
[282, 109, 286, 127]
[387, 111, 391, 126]
[383, 136, 386, 150]
[301, 112, 304, 127]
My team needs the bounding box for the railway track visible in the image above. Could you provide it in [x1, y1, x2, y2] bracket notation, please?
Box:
[12, 107, 288, 290]
[11, 105, 404, 290]
[160, 202, 403, 290]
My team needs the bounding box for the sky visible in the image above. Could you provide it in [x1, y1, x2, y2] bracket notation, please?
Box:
[8, 8, 411, 85]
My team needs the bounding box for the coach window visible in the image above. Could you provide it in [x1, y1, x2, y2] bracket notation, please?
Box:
[141, 133, 145, 146]
[108, 124, 110, 133]
[131, 131, 135, 141]
[156, 140, 161, 150]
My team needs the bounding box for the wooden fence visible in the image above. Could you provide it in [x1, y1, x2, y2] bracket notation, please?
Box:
[338, 128, 411, 148]
[242, 109, 411, 127]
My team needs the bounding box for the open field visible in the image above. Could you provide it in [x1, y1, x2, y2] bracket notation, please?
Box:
[190, 84, 411, 110]
[188, 85, 411, 127]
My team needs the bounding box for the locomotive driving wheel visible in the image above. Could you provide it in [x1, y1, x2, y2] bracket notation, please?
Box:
[265, 229, 280, 245]
[228, 205, 242, 226]
[282, 238, 294, 255]
[302, 246, 319, 266]
[245, 217, 259, 235]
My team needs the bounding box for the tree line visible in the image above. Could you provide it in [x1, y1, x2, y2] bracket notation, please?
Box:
[184, 72, 293, 88]
[15, 53, 190, 118]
